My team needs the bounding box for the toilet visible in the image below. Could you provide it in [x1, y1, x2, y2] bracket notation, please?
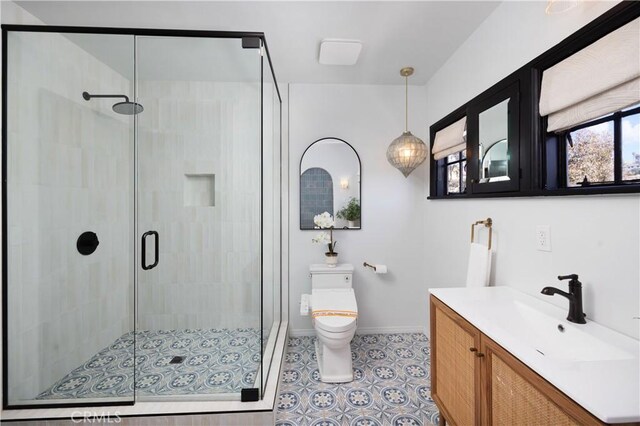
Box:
[307, 263, 358, 383]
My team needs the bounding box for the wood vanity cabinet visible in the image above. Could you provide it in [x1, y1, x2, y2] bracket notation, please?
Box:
[431, 295, 482, 425]
[429, 295, 606, 426]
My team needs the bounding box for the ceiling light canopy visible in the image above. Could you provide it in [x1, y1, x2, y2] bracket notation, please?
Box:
[545, 0, 578, 15]
[386, 67, 428, 178]
[319, 39, 362, 65]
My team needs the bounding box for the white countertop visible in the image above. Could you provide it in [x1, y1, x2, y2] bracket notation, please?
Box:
[429, 286, 640, 424]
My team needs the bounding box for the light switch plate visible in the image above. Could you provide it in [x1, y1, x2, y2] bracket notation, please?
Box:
[536, 225, 551, 252]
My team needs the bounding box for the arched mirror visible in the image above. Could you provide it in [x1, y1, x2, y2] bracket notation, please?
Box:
[481, 138, 508, 182]
[300, 138, 361, 230]
[478, 98, 510, 183]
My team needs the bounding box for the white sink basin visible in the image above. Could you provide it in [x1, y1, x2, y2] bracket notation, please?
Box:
[494, 300, 634, 362]
[429, 286, 640, 424]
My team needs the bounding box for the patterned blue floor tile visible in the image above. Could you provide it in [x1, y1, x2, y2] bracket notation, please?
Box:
[276, 333, 438, 426]
[37, 328, 260, 399]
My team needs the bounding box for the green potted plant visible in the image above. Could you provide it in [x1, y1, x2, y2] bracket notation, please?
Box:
[336, 197, 361, 228]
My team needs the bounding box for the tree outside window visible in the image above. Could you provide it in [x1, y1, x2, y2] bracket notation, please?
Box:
[565, 106, 640, 187]
[567, 122, 614, 186]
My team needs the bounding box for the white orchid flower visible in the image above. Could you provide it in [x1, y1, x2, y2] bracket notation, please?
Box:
[313, 211, 335, 229]
[312, 232, 331, 244]
[311, 212, 337, 254]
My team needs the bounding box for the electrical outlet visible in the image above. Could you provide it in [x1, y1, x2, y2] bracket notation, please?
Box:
[536, 225, 551, 252]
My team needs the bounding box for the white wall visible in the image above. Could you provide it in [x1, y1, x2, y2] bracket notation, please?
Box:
[425, 0, 640, 339]
[289, 83, 428, 335]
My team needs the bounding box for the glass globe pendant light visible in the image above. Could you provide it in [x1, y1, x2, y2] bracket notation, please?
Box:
[386, 67, 428, 177]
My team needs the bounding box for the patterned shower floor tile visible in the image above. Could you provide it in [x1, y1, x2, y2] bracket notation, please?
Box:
[37, 328, 261, 400]
[276, 333, 440, 426]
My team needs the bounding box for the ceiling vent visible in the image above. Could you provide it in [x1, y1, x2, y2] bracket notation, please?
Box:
[319, 39, 362, 66]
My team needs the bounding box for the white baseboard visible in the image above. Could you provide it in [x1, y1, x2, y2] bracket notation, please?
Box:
[290, 325, 428, 337]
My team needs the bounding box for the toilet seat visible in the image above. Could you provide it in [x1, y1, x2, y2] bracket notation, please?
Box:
[312, 288, 358, 333]
[315, 316, 356, 333]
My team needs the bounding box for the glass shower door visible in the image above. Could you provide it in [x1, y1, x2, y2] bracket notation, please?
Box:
[4, 31, 136, 406]
[134, 35, 263, 400]
[261, 51, 282, 394]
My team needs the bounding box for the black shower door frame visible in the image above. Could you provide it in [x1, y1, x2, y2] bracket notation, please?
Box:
[1, 24, 282, 410]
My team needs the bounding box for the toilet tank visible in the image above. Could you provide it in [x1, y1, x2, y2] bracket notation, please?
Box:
[310, 264, 354, 289]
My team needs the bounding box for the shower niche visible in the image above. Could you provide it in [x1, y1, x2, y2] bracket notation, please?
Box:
[184, 174, 216, 207]
[2, 27, 282, 409]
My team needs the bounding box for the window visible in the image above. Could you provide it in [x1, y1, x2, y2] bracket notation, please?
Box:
[444, 150, 466, 194]
[562, 104, 640, 187]
[566, 120, 614, 186]
[427, 3, 639, 199]
[622, 106, 640, 181]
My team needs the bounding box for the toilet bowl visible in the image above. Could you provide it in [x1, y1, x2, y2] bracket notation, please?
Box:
[306, 263, 358, 383]
[313, 298, 357, 382]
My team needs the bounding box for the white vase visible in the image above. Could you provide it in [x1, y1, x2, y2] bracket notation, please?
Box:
[325, 253, 338, 267]
[348, 220, 356, 228]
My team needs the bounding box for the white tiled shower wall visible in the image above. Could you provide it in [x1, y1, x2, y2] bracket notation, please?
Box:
[6, 31, 134, 401]
[135, 81, 265, 331]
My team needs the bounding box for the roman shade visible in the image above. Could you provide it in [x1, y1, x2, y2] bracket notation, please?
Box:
[432, 117, 467, 160]
[539, 17, 640, 132]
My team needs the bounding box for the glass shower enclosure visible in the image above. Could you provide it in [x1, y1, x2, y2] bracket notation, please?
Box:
[2, 26, 282, 408]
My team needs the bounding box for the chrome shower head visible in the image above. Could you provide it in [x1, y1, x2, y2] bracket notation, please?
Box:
[82, 91, 144, 115]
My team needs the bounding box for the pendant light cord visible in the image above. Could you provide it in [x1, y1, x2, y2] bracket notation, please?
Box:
[405, 74, 408, 132]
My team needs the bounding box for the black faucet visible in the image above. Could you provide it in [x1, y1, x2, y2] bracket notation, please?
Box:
[541, 274, 587, 324]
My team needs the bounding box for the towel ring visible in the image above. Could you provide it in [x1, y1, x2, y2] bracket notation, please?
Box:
[471, 218, 492, 250]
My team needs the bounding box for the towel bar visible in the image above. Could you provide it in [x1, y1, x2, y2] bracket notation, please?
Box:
[471, 218, 492, 250]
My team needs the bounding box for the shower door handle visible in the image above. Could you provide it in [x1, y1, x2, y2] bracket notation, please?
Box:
[141, 230, 159, 270]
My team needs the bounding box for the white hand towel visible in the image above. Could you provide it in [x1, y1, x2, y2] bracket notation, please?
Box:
[466, 242, 492, 287]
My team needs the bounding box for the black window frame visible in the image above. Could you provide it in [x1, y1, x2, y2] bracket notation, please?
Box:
[467, 80, 521, 194]
[442, 150, 467, 195]
[428, 1, 640, 199]
[556, 105, 640, 189]
[429, 105, 468, 198]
